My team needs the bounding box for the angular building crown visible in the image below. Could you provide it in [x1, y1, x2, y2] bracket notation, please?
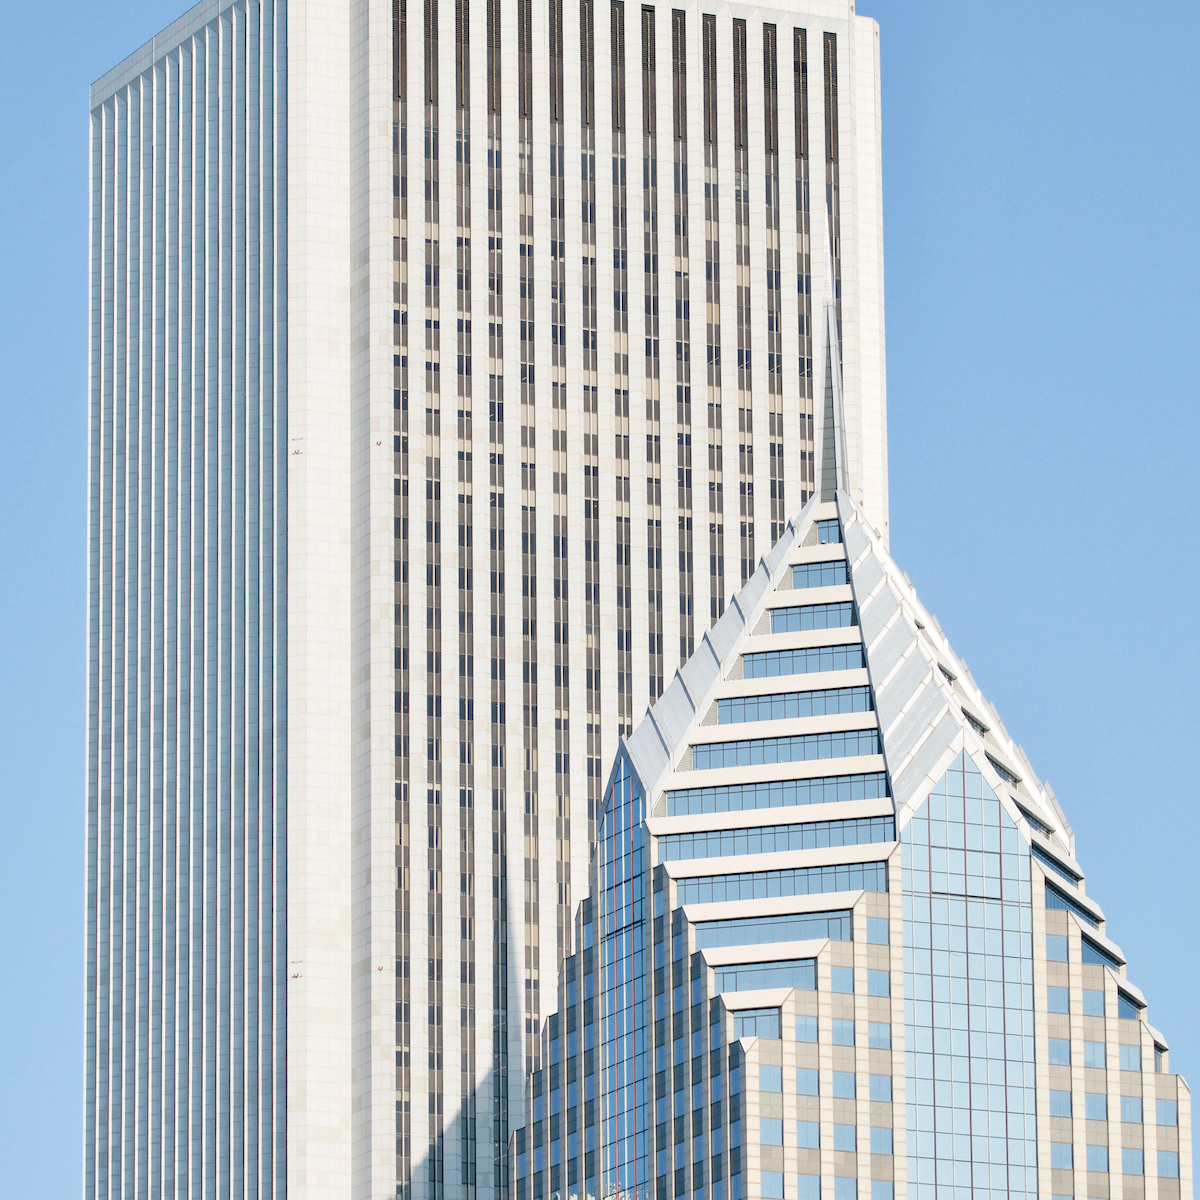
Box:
[515, 490, 1191, 1200]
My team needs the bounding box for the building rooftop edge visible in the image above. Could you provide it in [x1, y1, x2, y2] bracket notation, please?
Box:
[91, 0, 235, 107]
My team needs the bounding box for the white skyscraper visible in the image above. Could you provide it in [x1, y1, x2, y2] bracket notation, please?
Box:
[86, 0, 885, 1196]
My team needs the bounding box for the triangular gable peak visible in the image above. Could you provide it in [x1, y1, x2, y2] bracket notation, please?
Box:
[835, 487, 1075, 852]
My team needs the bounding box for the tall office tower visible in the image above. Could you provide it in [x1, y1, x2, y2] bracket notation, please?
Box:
[86, 0, 884, 1195]
[517, 484, 1194, 1200]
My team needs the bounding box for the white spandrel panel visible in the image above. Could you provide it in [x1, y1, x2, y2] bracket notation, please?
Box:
[286, 0, 355, 1192]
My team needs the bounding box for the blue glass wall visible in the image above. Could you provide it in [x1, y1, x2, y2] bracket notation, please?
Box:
[88, 5, 287, 1194]
[901, 752, 1036, 1200]
[600, 757, 649, 1200]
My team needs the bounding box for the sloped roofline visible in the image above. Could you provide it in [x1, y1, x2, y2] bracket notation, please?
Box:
[605, 493, 826, 814]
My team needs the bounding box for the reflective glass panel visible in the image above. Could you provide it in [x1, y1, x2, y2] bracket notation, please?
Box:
[743, 643, 865, 679]
[599, 759, 648, 1196]
[675, 861, 888, 906]
[694, 909, 852, 950]
[714, 960, 816, 993]
[718, 685, 872, 724]
[900, 751, 1037, 1199]
[692, 728, 880, 771]
[770, 600, 856, 632]
[666, 771, 888, 815]
[660, 816, 893, 861]
[792, 559, 848, 588]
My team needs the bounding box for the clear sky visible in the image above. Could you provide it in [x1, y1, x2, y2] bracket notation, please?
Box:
[1, 1, 1196, 1193]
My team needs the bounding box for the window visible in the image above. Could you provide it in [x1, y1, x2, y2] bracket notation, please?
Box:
[1117, 992, 1142, 1020]
[831, 966, 854, 994]
[1082, 938, 1121, 969]
[759, 1119, 783, 1146]
[1082, 989, 1105, 1017]
[832, 1019, 855, 1046]
[833, 1124, 856, 1152]
[1120, 1096, 1142, 1124]
[796, 1120, 819, 1149]
[833, 1179, 856, 1200]
[1049, 1090, 1072, 1117]
[692, 728, 880, 771]
[985, 753, 1021, 785]
[792, 559, 848, 588]
[1155, 1045, 1166, 1073]
[867, 969, 890, 997]
[962, 710, 989, 738]
[832, 1071, 856, 1099]
[716, 961, 817, 993]
[1021, 806, 1057, 838]
[735, 1009, 781, 1039]
[719, 685, 873, 725]
[660, 814, 894, 862]
[743, 644, 865, 680]
[817, 519, 841, 544]
[1157, 1099, 1178, 1127]
[795, 1014, 817, 1043]
[1048, 1038, 1071, 1065]
[1045, 882, 1099, 929]
[759, 1065, 783, 1092]
[1122, 1148, 1144, 1176]
[1033, 844, 1080, 886]
[769, 601, 856, 633]
[866, 917, 889, 945]
[1047, 986, 1070, 1013]
[686, 859, 892, 902]
[1046, 935, 1068, 962]
[870, 1185, 893, 1200]
[666, 771, 888, 815]
[1083, 1041, 1106, 1069]
[1084, 1092, 1107, 1121]
[1119, 1044, 1142, 1072]
[869, 1075, 892, 1102]
[870, 1127, 893, 1155]
[1086, 1145, 1109, 1172]
[796, 1069, 819, 1096]
[760, 1171, 785, 1200]
[696, 910, 852, 950]
[1049, 1143, 1073, 1170]
[868, 1022, 891, 1050]
[1159, 1151, 1180, 1179]
[796, 1176, 820, 1200]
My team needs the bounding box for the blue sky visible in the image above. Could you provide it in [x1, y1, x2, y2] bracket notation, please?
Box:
[0, 0, 1196, 1193]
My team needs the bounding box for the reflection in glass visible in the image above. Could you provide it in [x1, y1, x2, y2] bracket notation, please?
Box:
[901, 751, 1037, 1199]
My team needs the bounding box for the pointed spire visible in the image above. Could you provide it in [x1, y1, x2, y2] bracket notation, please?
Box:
[819, 233, 849, 502]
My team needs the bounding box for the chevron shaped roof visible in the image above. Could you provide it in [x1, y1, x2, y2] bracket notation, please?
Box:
[622, 496, 1065, 839]
[611, 487, 1150, 973]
